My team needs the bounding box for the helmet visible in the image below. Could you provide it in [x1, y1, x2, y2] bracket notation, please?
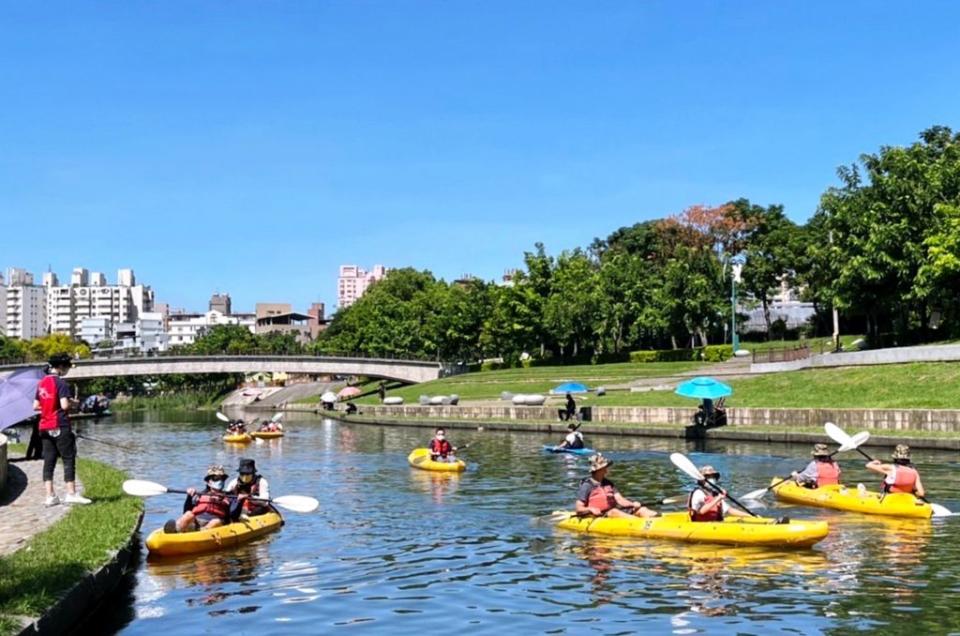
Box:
[812, 443, 831, 457]
[205, 464, 227, 480]
[892, 444, 911, 461]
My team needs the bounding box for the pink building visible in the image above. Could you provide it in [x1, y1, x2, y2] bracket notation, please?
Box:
[337, 265, 387, 309]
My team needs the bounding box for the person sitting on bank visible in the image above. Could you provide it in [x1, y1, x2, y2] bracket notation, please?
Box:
[558, 422, 585, 449]
[688, 465, 749, 522]
[866, 444, 926, 498]
[576, 454, 658, 519]
[428, 428, 458, 462]
[227, 458, 271, 517]
[563, 392, 578, 422]
[165, 465, 239, 533]
[792, 443, 842, 489]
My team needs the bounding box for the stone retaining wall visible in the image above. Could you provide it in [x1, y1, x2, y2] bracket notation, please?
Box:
[356, 404, 960, 433]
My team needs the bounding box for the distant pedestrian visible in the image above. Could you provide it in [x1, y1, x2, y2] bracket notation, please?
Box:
[564, 392, 578, 422]
[378, 382, 386, 403]
[33, 353, 91, 506]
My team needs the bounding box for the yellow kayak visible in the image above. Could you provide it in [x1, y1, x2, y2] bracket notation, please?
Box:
[555, 511, 829, 548]
[250, 431, 284, 439]
[771, 477, 932, 519]
[145, 512, 283, 556]
[408, 447, 466, 472]
[223, 433, 253, 443]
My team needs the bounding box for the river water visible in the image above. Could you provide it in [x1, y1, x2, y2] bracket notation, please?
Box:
[75, 411, 960, 635]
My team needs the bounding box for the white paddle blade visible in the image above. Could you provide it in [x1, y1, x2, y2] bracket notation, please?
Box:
[670, 452, 704, 482]
[741, 488, 770, 501]
[216, 412, 231, 422]
[272, 495, 319, 513]
[823, 422, 853, 446]
[839, 431, 870, 452]
[931, 503, 954, 517]
[272, 412, 285, 422]
[549, 510, 573, 521]
[122, 479, 169, 497]
[660, 495, 687, 505]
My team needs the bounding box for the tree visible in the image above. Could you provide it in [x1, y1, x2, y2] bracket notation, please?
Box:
[24, 334, 90, 362]
[543, 250, 602, 358]
[190, 324, 259, 355]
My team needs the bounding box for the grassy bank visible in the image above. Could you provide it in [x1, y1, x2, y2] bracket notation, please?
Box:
[361, 361, 701, 404]
[112, 390, 225, 411]
[365, 360, 960, 410]
[0, 450, 143, 634]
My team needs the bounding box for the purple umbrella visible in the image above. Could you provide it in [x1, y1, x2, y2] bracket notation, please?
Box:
[0, 366, 45, 430]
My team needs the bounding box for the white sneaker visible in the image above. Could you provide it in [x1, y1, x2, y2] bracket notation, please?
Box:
[44, 495, 61, 507]
[64, 493, 92, 505]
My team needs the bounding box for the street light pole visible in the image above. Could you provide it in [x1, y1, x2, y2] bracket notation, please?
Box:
[731, 257, 744, 353]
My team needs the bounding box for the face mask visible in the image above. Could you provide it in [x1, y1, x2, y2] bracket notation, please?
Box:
[436, 434, 445, 440]
[208, 479, 225, 490]
[240, 474, 254, 484]
[707, 476, 720, 485]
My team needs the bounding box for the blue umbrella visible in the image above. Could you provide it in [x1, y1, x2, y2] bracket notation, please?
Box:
[551, 382, 589, 394]
[674, 376, 732, 400]
[0, 366, 45, 430]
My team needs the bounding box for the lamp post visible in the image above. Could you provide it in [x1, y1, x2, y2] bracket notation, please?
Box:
[730, 255, 745, 353]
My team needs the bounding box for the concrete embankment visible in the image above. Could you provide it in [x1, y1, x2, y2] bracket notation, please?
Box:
[283, 404, 960, 451]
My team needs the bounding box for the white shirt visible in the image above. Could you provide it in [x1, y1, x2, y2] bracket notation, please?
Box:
[565, 431, 584, 445]
[689, 488, 730, 515]
[226, 476, 270, 500]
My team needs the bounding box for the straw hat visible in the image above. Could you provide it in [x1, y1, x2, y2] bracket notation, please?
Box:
[812, 443, 831, 457]
[589, 454, 612, 472]
[892, 444, 911, 461]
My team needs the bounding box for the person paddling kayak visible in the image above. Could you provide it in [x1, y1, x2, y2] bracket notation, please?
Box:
[688, 465, 750, 522]
[576, 454, 658, 519]
[791, 443, 842, 489]
[558, 422, 585, 450]
[866, 444, 926, 498]
[165, 465, 240, 533]
[428, 428, 459, 463]
[227, 458, 272, 517]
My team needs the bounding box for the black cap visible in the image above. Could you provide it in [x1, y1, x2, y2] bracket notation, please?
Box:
[48, 353, 73, 369]
[238, 458, 257, 474]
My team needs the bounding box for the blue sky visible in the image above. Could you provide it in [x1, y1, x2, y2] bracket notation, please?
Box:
[2, 2, 959, 313]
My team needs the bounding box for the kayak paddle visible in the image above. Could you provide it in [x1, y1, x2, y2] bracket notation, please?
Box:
[741, 431, 871, 500]
[824, 423, 953, 517]
[122, 479, 320, 513]
[74, 432, 136, 451]
[216, 411, 231, 423]
[670, 452, 758, 517]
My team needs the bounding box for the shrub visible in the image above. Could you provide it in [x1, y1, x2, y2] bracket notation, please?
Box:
[702, 344, 733, 362]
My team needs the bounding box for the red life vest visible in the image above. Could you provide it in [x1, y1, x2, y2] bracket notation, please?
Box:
[235, 477, 265, 513]
[816, 460, 841, 487]
[429, 439, 452, 456]
[688, 487, 724, 522]
[884, 465, 919, 494]
[191, 490, 231, 519]
[36, 375, 67, 432]
[585, 480, 617, 513]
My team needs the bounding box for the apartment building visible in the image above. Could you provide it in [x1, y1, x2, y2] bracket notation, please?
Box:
[3, 268, 46, 340]
[337, 264, 387, 309]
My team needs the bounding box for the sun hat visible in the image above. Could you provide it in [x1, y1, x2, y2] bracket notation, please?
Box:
[699, 465, 720, 478]
[892, 444, 911, 461]
[205, 465, 227, 480]
[812, 443, 831, 457]
[589, 454, 612, 472]
[238, 458, 257, 475]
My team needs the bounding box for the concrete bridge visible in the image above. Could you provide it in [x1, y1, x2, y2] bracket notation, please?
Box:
[0, 355, 451, 384]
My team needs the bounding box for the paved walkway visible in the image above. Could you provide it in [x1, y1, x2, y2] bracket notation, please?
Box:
[0, 459, 80, 557]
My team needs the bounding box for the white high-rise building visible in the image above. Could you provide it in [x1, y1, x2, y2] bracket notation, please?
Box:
[45, 267, 155, 339]
[0, 274, 6, 337]
[337, 264, 388, 309]
[4, 269, 47, 340]
[167, 310, 255, 347]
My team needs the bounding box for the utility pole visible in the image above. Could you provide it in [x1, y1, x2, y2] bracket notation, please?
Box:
[731, 256, 745, 353]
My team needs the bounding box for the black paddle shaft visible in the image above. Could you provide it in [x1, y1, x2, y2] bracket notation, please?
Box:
[701, 480, 758, 518]
[168, 488, 275, 505]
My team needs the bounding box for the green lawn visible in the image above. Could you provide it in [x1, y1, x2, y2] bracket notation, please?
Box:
[739, 334, 863, 354]
[365, 360, 960, 410]
[361, 360, 702, 404]
[0, 450, 143, 633]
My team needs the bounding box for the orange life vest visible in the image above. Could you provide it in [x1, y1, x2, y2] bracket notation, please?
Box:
[429, 439, 452, 457]
[816, 460, 841, 487]
[688, 487, 724, 522]
[235, 477, 266, 513]
[884, 465, 919, 494]
[191, 490, 231, 519]
[585, 481, 617, 513]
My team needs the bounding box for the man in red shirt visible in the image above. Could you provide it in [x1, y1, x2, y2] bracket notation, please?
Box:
[33, 353, 91, 506]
